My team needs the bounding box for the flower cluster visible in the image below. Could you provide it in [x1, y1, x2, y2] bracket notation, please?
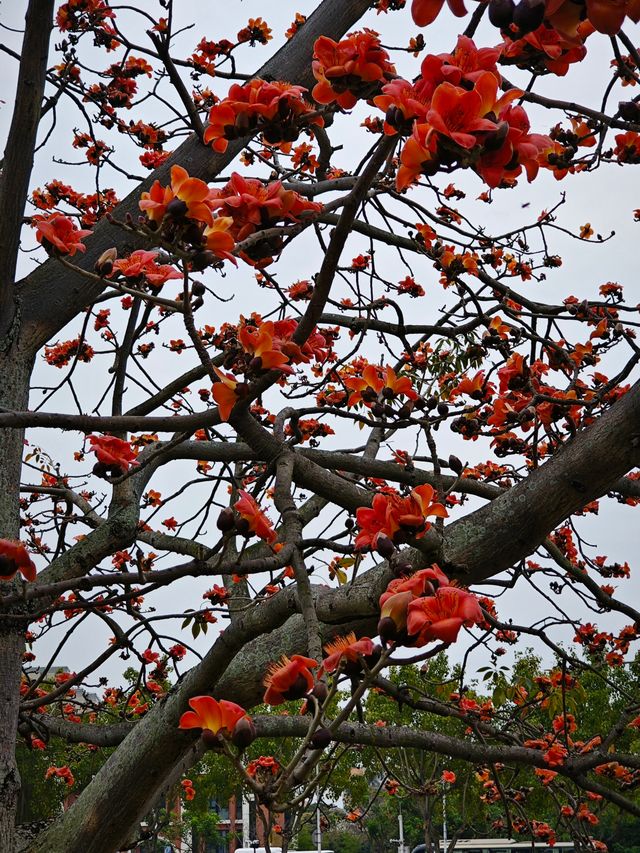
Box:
[203, 79, 323, 153]
[139, 165, 236, 265]
[207, 172, 322, 266]
[355, 484, 448, 552]
[377, 565, 483, 646]
[381, 37, 553, 190]
[33, 212, 92, 256]
[211, 315, 331, 420]
[312, 29, 396, 110]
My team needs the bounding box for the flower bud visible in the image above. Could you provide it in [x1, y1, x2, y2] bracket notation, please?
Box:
[513, 0, 545, 33]
[375, 534, 396, 559]
[217, 507, 235, 533]
[310, 727, 332, 750]
[95, 247, 117, 276]
[166, 198, 189, 221]
[488, 0, 515, 28]
[448, 454, 464, 476]
[201, 729, 223, 750]
[231, 716, 257, 750]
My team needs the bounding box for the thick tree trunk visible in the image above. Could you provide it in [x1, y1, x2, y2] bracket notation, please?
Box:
[0, 352, 33, 851]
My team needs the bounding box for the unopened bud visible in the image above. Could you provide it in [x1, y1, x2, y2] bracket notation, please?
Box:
[95, 247, 117, 276]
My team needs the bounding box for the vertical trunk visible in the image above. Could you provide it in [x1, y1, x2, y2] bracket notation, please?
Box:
[0, 352, 33, 851]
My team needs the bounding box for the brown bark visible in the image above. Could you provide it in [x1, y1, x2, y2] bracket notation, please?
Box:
[0, 0, 54, 338]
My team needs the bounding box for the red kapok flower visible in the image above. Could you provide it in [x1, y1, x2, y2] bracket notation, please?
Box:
[234, 490, 277, 543]
[88, 435, 138, 472]
[33, 212, 92, 256]
[179, 695, 247, 736]
[263, 654, 319, 705]
[0, 539, 37, 582]
[322, 632, 376, 673]
[406, 586, 483, 645]
[139, 164, 213, 226]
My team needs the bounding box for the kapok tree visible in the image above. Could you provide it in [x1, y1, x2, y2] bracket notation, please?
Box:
[1, 0, 640, 850]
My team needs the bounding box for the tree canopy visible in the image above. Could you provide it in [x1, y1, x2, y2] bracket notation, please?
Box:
[1, 1, 640, 851]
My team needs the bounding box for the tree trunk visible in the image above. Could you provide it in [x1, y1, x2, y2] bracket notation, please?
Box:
[0, 352, 33, 851]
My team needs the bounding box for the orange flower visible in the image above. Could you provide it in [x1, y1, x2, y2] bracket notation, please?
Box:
[33, 212, 91, 256]
[238, 320, 291, 372]
[110, 249, 181, 287]
[449, 371, 494, 401]
[0, 539, 37, 582]
[322, 633, 376, 673]
[379, 565, 451, 608]
[396, 122, 438, 191]
[234, 490, 276, 543]
[139, 165, 213, 226]
[178, 696, 247, 736]
[373, 78, 431, 135]
[411, 0, 467, 26]
[546, 0, 640, 36]
[212, 367, 242, 422]
[203, 217, 236, 263]
[263, 654, 319, 705]
[441, 770, 456, 783]
[406, 586, 483, 645]
[427, 73, 514, 150]
[89, 435, 138, 473]
[344, 364, 417, 409]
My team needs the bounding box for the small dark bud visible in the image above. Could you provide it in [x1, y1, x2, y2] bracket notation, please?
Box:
[217, 507, 235, 533]
[201, 729, 224, 750]
[437, 402, 449, 417]
[344, 517, 355, 530]
[371, 401, 385, 417]
[513, 0, 545, 33]
[95, 247, 117, 276]
[92, 462, 109, 479]
[448, 454, 464, 475]
[0, 555, 18, 579]
[310, 727, 332, 750]
[191, 281, 206, 296]
[311, 680, 329, 704]
[191, 250, 217, 271]
[376, 534, 396, 559]
[377, 616, 398, 644]
[619, 101, 640, 123]
[166, 198, 188, 221]
[381, 386, 395, 400]
[235, 517, 251, 537]
[231, 716, 257, 750]
[488, 0, 515, 28]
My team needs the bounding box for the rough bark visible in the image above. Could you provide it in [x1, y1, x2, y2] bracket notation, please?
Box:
[0, 0, 54, 336]
[0, 354, 33, 851]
